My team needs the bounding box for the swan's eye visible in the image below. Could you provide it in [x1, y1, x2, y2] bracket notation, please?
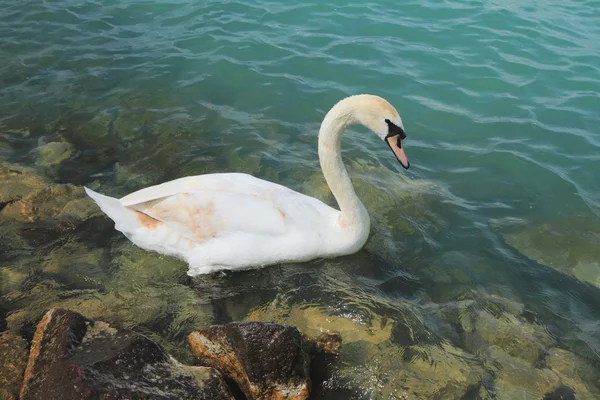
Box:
[384, 119, 406, 140]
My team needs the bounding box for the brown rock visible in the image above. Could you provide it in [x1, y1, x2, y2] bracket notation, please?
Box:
[189, 321, 310, 400]
[20, 307, 233, 400]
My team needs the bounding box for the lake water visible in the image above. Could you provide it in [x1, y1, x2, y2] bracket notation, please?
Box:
[1, 0, 600, 398]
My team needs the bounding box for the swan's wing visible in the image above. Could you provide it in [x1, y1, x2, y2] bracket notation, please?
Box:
[127, 189, 290, 244]
[120, 173, 296, 207]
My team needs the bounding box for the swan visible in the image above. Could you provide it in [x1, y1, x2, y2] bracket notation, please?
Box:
[85, 94, 410, 276]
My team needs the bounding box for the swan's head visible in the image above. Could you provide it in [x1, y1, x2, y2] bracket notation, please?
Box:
[352, 95, 410, 170]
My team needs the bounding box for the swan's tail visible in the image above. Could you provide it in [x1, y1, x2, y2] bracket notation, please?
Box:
[84, 187, 138, 230]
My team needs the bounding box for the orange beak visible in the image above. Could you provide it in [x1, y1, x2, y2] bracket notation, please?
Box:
[386, 135, 409, 169]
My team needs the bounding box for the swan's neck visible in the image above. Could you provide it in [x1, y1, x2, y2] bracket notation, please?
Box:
[318, 103, 369, 230]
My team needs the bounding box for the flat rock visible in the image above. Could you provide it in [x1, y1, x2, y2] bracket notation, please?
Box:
[20, 307, 233, 400]
[189, 321, 310, 400]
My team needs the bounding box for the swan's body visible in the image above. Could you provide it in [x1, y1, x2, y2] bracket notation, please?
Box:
[86, 94, 409, 276]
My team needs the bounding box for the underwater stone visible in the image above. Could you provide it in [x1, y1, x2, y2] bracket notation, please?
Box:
[314, 330, 343, 355]
[0, 267, 28, 296]
[544, 347, 600, 399]
[501, 218, 600, 289]
[0, 163, 49, 206]
[488, 346, 561, 400]
[0, 332, 28, 400]
[333, 341, 485, 399]
[189, 321, 310, 400]
[1, 183, 95, 223]
[471, 308, 554, 364]
[447, 293, 555, 365]
[1, 183, 104, 249]
[34, 141, 74, 167]
[542, 385, 576, 400]
[245, 301, 392, 346]
[20, 307, 233, 400]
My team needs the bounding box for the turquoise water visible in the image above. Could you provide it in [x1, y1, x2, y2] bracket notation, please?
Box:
[2, 0, 600, 397]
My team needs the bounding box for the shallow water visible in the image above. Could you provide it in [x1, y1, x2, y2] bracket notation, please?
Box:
[2, 0, 600, 398]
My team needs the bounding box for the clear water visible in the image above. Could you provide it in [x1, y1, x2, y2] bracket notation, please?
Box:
[2, 0, 600, 398]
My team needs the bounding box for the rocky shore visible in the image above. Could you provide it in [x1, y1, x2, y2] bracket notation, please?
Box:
[2, 306, 341, 400]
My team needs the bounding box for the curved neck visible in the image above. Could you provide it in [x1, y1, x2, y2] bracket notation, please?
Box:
[317, 101, 368, 228]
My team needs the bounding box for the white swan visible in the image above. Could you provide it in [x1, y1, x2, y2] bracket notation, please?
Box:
[85, 94, 410, 276]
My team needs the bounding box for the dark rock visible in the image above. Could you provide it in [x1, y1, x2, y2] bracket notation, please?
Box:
[189, 321, 310, 400]
[543, 385, 576, 400]
[20, 307, 233, 400]
[0, 332, 29, 400]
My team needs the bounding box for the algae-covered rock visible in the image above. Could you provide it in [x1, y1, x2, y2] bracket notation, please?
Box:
[544, 347, 600, 399]
[243, 296, 482, 398]
[33, 141, 74, 167]
[468, 308, 554, 364]
[20, 307, 233, 400]
[40, 242, 106, 290]
[49, 111, 114, 148]
[108, 242, 189, 287]
[335, 341, 485, 399]
[1, 183, 100, 225]
[0, 332, 29, 400]
[442, 292, 554, 364]
[487, 346, 561, 400]
[189, 321, 310, 400]
[245, 298, 392, 346]
[500, 217, 600, 288]
[3, 241, 213, 360]
[314, 330, 343, 355]
[0, 163, 49, 206]
[0, 267, 28, 296]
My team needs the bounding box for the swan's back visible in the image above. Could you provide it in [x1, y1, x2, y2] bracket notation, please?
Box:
[86, 173, 344, 274]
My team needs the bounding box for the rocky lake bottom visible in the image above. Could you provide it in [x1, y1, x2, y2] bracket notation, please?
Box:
[1, 108, 600, 399]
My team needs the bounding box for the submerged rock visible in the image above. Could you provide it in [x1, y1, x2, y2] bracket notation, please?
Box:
[189, 321, 310, 400]
[20, 307, 233, 400]
[335, 341, 486, 399]
[3, 241, 211, 363]
[314, 330, 343, 355]
[0, 163, 49, 206]
[244, 297, 484, 399]
[443, 292, 555, 364]
[544, 347, 600, 399]
[34, 141, 74, 167]
[245, 299, 392, 346]
[0, 267, 28, 296]
[500, 217, 600, 288]
[487, 345, 561, 400]
[0, 332, 28, 400]
[1, 183, 99, 224]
